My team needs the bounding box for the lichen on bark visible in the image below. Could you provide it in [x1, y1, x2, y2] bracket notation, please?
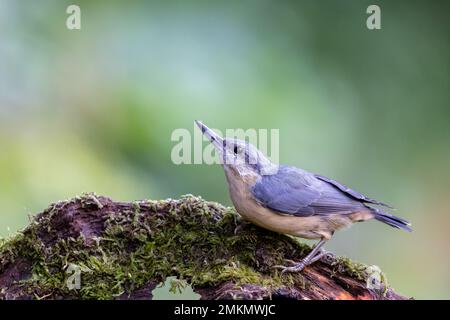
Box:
[0, 193, 408, 300]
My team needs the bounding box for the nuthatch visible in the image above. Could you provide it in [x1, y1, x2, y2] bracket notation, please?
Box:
[195, 120, 411, 273]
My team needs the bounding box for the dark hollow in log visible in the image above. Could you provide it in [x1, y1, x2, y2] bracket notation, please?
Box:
[0, 194, 410, 300]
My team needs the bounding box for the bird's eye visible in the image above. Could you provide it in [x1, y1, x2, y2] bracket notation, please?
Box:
[233, 145, 239, 154]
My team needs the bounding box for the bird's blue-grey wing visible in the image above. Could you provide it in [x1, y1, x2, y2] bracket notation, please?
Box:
[314, 174, 393, 208]
[251, 165, 365, 217]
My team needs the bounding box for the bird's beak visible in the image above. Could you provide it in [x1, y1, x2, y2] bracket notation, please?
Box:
[195, 120, 224, 150]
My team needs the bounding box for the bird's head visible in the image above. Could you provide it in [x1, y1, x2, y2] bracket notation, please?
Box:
[195, 120, 278, 177]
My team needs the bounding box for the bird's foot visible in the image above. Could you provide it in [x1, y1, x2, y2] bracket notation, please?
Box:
[316, 251, 335, 264]
[273, 261, 307, 275]
[273, 250, 332, 275]
[233, 220, 252, 235]
[233, 224, 244, 235]
[309, 250, 333, 264]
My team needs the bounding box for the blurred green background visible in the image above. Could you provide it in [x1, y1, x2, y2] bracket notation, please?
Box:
[0, 0, 449, 299]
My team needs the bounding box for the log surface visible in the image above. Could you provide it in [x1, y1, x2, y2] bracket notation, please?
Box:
[0, 194, 410, 300]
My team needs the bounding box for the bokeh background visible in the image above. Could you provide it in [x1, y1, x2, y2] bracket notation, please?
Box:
[0, 0, 449, 299]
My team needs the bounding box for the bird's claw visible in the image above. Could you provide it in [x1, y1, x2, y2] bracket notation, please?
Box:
[233, 224, 243, 235]
[322, 252, 335, 264]
[283, 259, 298, 266]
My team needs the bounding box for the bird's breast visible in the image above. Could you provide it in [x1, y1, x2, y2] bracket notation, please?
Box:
[224, 169, 338, 240]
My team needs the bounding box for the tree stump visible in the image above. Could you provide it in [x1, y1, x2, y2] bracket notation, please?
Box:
[0, 194, 410, 300]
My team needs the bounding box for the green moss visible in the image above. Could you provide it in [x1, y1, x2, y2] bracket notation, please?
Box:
[332, 257, 368, 280]
[0, 194, 381, 299]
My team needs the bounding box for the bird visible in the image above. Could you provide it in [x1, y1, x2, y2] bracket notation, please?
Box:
[194, 120, 411, 273]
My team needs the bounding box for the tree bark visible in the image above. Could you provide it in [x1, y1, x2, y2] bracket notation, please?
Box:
[0, 194, 410, 300]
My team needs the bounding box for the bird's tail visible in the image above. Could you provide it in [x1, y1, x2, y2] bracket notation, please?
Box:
[369, 207, 412, 232]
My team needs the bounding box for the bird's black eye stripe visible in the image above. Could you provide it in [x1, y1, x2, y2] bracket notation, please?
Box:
[233, 145, 238, 154]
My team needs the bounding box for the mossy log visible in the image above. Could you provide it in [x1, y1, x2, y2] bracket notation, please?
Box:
[0, 194, 409, 300]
